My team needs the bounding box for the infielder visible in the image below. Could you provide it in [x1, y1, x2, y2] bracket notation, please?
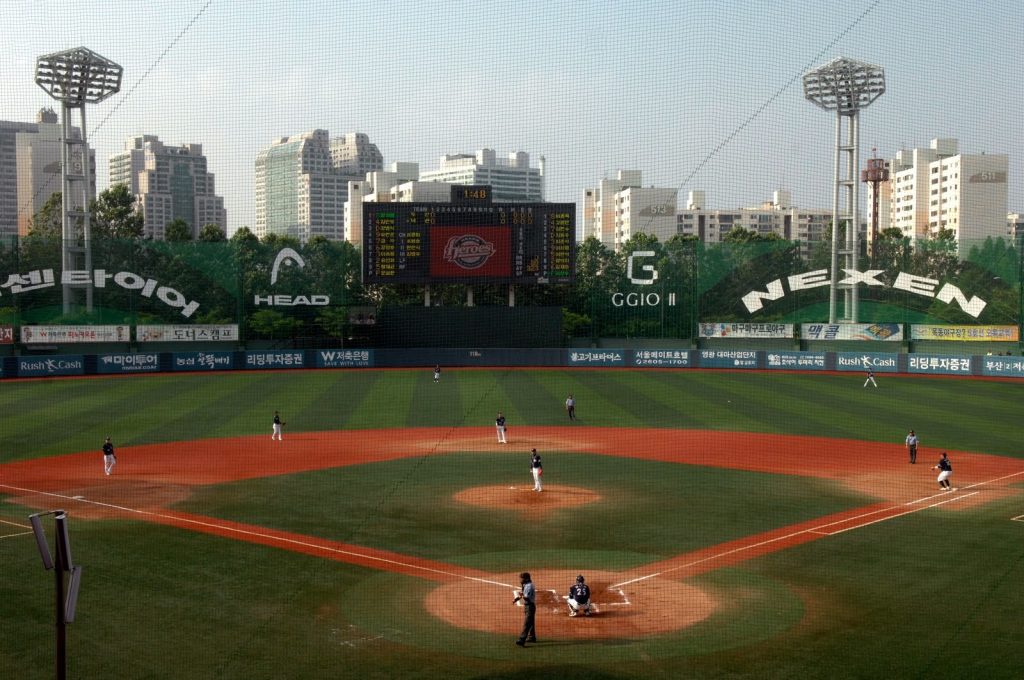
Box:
[905, 430, 918, 464]
[102, 436, 116, 476]
[272, 411, 285, 441]
[531, 448, 543, 492]
[496, 412, 507, 444]
[566, 574, 591, 617]
[933, 452, 954, 491]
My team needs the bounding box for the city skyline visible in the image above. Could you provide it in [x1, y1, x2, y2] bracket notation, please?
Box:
[1, 0, 1020, 235]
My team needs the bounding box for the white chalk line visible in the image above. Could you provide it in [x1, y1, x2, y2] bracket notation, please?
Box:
[1011, 515, 1024, 522]
[0, 530, 34, 540]
[0, 482, 515, 589]
[611, 470, 1024, 589]
[0, 517, 31, 529]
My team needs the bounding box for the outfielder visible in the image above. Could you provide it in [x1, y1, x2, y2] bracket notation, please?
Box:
[102, 436, 116, 476]
[531, 448, 543, 492]
[933, 452, 954, 491]
[496, 412, 507, 444]
[272, 411, 285, 441]
[864, 366, 878, 388]
[566, 574, 591, 617]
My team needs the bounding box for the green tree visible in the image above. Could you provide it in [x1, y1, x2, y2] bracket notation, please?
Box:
[90, 183, 144, 239]
[28, 191, 63, 238]
[198, 223, 227, 242]
[164, 218, 192, 242]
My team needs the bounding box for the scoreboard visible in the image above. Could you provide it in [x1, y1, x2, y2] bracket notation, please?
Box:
[362, 201, 575, 285]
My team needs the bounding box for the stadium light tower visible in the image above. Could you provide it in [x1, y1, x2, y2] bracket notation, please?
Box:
[35, 47, 123, 314]
[803, 57, 885, 323]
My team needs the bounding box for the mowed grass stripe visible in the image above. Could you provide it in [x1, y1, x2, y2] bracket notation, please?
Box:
[301, 370, 381, 430]
[527, 369, 637, 426]
[454, 369, 512, 428]
[344, 370, 417, 429]
[405, 369, 465, 427]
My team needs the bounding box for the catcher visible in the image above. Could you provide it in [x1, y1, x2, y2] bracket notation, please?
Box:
[567, 574, 591, 617]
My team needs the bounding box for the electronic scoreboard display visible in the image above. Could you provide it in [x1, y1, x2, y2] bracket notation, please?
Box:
[362, 201, 575, 285]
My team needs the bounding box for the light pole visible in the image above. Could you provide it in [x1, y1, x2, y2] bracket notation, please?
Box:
[29, 510, 83, 680]
[803, 57, 885, 324]
[35, 47, 122, 314]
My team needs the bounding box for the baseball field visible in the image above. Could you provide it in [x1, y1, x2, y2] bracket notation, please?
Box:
[1, 367, 1023, 679]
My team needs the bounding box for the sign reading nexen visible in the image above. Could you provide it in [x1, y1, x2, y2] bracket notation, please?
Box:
[18, 355, 85, 377]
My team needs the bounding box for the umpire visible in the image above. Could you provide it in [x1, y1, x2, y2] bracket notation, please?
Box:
[513, 572, 537, 646]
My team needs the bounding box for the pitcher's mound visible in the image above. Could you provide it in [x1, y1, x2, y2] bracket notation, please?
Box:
[454, 484, 601, 515]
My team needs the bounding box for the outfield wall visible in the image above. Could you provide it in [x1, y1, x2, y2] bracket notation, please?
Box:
[4, 348, 1024, 379]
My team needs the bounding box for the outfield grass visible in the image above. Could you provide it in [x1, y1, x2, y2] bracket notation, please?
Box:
[2, 368, 1023, 679]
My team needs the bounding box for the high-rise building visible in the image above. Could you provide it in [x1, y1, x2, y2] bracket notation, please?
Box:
[676, 190, 840, 260]
[0, 108, 95, 237]
[109, 135, 226, 240]
[582, 171, 677, 250]
[255, 130, 382, 242]
[420, 149, 544, 203]
[873, 138, 1009, 252]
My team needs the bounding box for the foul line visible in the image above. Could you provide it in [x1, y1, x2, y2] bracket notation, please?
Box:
[0, 518, 31, 529]
[610, 472, 1023, 589]
[0, 483, 516, 589]
[1011, 515, 1024, 523]
[1, 530, 34, 540]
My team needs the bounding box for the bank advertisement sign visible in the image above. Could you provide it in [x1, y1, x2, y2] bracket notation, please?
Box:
[835, 352, 899, 372]
[766, 351, 827, 370]
[632, 350, 691, 367]
[22, 325, 130, 344]
[97, 353, 160, 374]
[910, 325, 1019, 342]
[244, 350, 304, 369]
[17, 355, 85, 377]
[981, 356, 1024, 377]
[802, 323, 903, 341]
[138, 325, 239, 342]
[906, 354, 972, 375]
[316, 349, 374, 368]
[173, 351, 234, 371]
[700, 323, 793, 339]
[699, 350, 758, 368]
[568, 350, 626, 367]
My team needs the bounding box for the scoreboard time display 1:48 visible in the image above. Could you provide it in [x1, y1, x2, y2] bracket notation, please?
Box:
[362, 202, 575, 285]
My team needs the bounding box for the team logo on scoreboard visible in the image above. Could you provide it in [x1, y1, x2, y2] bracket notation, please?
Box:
[443, 235, 497, 270]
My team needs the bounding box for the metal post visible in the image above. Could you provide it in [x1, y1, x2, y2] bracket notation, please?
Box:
[53, 513, 67, 680]
[829, 111, 841, 323]
[851, 110, 861, 322]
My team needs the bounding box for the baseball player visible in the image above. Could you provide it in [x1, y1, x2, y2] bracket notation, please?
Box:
[496, 412, 507, 444]
[565, 394, 576, 421]
[905, 430, 919, 464]
[933, 452, 954, 491]
[531, 448, 543, 492]
[567, 574, 592, 617]
[102, 436, 116, 476]
[863, 366, 878, 388]
[272, 411, 285, 441]
[433, 365, 441, 383]
[513, 572, 537, 646]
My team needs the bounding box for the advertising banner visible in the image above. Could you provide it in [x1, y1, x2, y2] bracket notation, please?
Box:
[316, 349, 374, 368]
[698, 349, 759, 368]
[17, 355, 85, 377]
[172, 351, 234, 371]
[97, 353, 160, 374]
[699, 323, 794, 339]
[766, 351, 827, 370]
[981, 356, 1024, 378]
[632, 350, 691, 367]
[567, 350, 626, 367]
[21, 325, 130, 344]
[802, 323, 902, 341]
[834, 352, 899, 372]
[906, 354, 973, 375]
[910, 325, 1018, 342]
[0, 325, 13, 344]
[138, 325, 239, 342]
[244, 350, 304, 370]
[430, 227, 512, 278]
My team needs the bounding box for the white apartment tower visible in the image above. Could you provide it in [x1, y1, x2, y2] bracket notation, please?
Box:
[109, 135, 226, 240]
[420, 149, 544, 203]
[256, 130, 382, 242]
[1, 108, 95, 237]
[582, 170, 678, 250]
[345, 162, 461, 245]
[878, 138, 1008, 251]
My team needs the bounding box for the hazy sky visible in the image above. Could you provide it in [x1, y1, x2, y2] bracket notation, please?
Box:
[3, 0, 1021, 233]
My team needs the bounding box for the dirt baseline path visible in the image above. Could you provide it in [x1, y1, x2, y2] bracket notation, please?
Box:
[3, 427, 1022, 639]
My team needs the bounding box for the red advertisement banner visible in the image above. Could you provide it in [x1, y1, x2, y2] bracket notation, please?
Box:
[429, 227, 511, 278]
